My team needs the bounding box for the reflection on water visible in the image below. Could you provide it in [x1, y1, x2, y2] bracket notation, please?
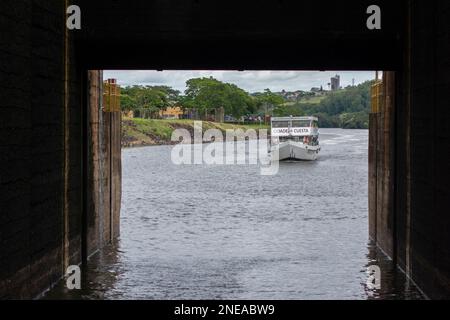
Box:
[44, 129, 424, 300]
[365, 242, 424, 300]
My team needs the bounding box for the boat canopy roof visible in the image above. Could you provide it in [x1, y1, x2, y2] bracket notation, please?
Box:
[271, 116, 318, 122]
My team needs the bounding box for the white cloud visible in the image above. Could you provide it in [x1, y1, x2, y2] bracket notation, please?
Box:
[103, 70, 376, 93]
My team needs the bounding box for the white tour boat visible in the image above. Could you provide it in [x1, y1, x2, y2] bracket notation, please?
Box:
[270, 116, 321, 161]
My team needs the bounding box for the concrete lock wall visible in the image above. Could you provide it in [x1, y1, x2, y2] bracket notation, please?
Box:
[0, 2, 121, 299]
[406, 0, 450, 298]
[369, 72, 396, 259]
[369, 1, 450, 299]
[87, 71, 122, 257]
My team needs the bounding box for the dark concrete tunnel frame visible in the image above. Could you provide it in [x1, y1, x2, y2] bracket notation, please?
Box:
[2, 0, 449, 299]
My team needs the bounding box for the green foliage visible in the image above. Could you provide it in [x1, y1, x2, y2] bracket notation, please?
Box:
[120, 78, 290, 120]
[183, 77, 256, 118]
[254, 89, 285, 107]
[314, 112, 341, 128]
[120, 93, 137, 111]
[273, 80, 374, 129]
[120, 78, 372, 129]
[273, 104, 304, 117]
[131, 118, 174, 140]
[253, 89, 285, 114]
[122, 118, 270, 147]
[339, 111, 369, 129]
[120, 85, 179, 117]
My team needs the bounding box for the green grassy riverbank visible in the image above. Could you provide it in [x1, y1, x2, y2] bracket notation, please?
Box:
[122, 118, 269, 147]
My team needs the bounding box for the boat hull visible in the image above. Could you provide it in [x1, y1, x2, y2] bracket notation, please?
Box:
[271, 141, 320, 161]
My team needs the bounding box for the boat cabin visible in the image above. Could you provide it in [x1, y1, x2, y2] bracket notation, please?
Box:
[271, 116, 319, 146]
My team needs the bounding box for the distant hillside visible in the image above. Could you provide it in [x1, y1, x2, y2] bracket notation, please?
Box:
[283, 95, 326, 106]
[273, 80, 374, 129]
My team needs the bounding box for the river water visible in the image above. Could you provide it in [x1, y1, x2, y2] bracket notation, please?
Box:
[44, 129, 424, 300]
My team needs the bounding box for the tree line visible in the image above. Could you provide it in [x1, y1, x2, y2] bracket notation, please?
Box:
[120, 77, 283, 120]
[120, 77, 373, 128]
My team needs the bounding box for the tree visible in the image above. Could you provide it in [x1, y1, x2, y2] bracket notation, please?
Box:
[253, 89, 285, 115]
[120, 93, 137, 111]
[120, 85, 173, 118]
[183, 77, 255, 118]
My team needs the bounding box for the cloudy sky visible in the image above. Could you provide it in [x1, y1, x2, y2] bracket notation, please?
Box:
[103, 70, 377, 93]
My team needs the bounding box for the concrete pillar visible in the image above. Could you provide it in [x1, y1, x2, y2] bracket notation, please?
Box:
[369, 72, 396, 258]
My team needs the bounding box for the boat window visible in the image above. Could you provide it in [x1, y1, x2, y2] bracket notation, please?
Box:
[312, 120, 319, 128]
[292, 120, 311, 127]
[272, 121, 289, 128]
